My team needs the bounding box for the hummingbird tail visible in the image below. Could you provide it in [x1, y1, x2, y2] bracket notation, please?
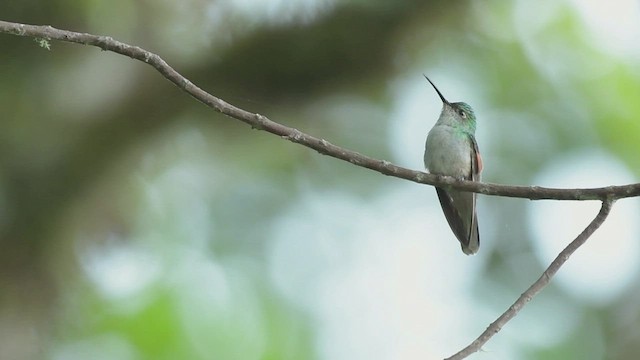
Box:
[435, 188, 480, 255]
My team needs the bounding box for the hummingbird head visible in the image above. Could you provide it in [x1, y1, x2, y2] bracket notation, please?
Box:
[423, 75, 476, 134]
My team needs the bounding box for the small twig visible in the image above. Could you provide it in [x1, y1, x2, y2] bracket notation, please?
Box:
[445, 198, 614, 360]
[0, 20, 638, 201]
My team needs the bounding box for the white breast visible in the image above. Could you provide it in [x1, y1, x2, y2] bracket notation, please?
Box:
[424, 125, 471, 178]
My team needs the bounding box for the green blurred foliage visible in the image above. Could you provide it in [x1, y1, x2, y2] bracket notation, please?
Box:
[1, 1, 640, 360]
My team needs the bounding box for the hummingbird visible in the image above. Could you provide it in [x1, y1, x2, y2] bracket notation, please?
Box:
[423, 75, 482, 255]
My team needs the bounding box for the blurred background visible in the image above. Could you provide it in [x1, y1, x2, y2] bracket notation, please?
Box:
[2, 1, 640, 359]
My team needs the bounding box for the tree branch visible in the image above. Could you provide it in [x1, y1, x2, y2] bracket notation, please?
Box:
[0, 20, 632, 359]
[445, 198, 614, 360]
[1, 20, 638, 201]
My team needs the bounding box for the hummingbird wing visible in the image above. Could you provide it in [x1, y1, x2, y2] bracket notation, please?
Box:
[472, 137, 483, 176]
[435, 136, 481, 255]
[468, 136, 481, 253]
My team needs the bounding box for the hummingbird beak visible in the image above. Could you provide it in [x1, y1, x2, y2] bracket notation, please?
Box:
[423, 74, 450, 105]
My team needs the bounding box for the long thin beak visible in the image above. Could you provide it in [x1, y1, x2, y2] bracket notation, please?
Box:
[423, 74, 450, 105]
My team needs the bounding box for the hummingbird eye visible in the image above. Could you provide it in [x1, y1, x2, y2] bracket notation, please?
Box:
[458, 109, 467, 118]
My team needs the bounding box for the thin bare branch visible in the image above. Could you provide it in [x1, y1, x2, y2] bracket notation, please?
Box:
[0, 20, 638, 201]
[445, 198, 614, 360]
[1, 20, 634, 360]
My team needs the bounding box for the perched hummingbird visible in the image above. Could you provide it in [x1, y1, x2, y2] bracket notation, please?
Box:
[423, 75, 482, 255]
